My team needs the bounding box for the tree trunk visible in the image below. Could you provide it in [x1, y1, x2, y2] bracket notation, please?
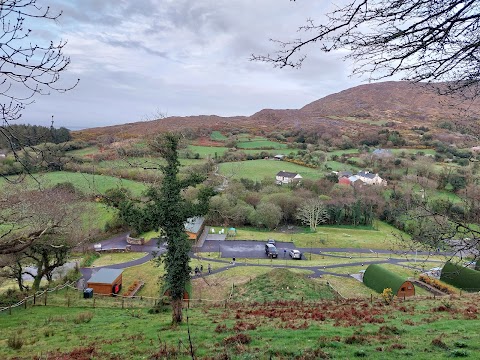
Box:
[171, 298, 183, 324]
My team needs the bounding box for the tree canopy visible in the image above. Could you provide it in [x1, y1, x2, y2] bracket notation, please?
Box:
[253, 0, 480, 98]
[0, 0, 78, 175]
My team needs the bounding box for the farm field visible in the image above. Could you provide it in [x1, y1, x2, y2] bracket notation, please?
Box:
[210, 130, 228, 141]
[66, 146, 99, 157]
[218, 159, 322, 181]
[4, 171, 148, 197]
[236, 139, 287, 149]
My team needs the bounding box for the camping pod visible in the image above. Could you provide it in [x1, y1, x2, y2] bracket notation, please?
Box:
[363, 264, 415, 297]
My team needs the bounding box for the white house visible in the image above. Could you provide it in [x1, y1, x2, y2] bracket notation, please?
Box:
[356, 171, 386, 185]
[275, 170, 302, 185]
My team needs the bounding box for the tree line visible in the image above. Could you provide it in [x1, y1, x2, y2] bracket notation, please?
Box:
[0, 124, 71, 150]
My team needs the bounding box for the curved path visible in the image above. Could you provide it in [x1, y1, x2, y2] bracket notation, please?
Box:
[79, 234, 443, 282]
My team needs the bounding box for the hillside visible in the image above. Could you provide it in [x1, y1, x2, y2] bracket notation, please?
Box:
[74, 81, 480, 145]
[1, 293, 479, 359]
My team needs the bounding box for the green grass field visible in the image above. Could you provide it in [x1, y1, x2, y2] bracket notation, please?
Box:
[218, 159, 322, 181]
[66, 146, 99, 157]
[1, 287, 479, 359]
[210, 131, 228, 141]
[14, 171, 148, 197]
[236, 140, 287, 149]
[230, 222, 408, 250]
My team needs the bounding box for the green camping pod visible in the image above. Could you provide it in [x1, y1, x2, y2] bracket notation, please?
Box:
[441, 261, 480, 292]
[363, 264, 415, 297]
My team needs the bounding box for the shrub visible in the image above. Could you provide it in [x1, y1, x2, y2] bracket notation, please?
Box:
[449, 349, 469, 357]
[223, 333, 251, 345]
[81, 252, 100, 267]
[7, 335, 24, 350]
[381, 288, 394, 305]
[419, 275, 457, 294]
[431, 337, 449, 350]
[73, 311, 94, 324]
[354, 349, 367, 357]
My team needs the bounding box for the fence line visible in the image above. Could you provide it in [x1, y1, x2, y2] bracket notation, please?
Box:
[2, 280, 480, 315]
[0, 281, 76, 313]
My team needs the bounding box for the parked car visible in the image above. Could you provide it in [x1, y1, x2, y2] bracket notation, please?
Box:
[267, 239, 276, 246]
[265, 243, 278, 258]
[289, 249, 302, 259]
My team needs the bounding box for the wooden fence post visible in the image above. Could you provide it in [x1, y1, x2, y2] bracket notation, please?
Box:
[122, 298, 124, 309]
[33, 293, 36, 305]
[44, 292, 47, 306]
[24, 297, 27, 309]
[9, 305, 12, 315]
[67, 297, 70, 308]
[93, 298, 96, 308]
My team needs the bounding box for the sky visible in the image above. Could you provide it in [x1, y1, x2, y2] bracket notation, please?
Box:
[19, 0, 363, 130]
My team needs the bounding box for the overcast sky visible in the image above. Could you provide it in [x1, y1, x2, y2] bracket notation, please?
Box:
[20, 0, 363, 130]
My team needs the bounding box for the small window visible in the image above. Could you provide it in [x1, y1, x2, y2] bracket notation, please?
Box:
[401, 287, 405, 291]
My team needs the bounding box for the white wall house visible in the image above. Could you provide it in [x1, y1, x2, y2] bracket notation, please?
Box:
[275, 170, 302, 185]
[356, 171, 386, 185]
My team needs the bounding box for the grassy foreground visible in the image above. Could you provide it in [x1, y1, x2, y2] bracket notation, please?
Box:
[1, 294, 479, 359]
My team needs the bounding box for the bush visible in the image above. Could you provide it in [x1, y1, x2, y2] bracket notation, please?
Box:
[73, 311, 94, 324]
[81, 252, 100, 267]
[449, 349, 469, 357]
[419, 275, 457, 294]
[7, 335, 24, 350]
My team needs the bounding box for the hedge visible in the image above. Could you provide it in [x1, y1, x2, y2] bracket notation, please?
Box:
[440, 261, 480, 292]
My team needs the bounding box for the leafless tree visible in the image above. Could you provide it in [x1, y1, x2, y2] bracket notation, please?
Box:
[0, 0, 78, 175]
[0, 184, 81, 256]
[253, 0, 480, 98]
[296, 198, 329, 232]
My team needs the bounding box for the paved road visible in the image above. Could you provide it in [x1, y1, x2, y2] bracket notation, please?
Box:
[79, 235, 442, 283]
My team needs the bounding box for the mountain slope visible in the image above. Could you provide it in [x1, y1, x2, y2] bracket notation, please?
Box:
[74, 81, 480, 144]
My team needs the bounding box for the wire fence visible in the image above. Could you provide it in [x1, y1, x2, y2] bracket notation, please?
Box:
[2, 280, 480, 316]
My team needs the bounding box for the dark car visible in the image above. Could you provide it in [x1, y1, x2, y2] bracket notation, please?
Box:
[265, 243, 278, 258]
[267, 239, 276, 246]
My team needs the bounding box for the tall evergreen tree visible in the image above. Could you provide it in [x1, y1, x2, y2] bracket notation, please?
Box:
[116, 133, 213, 323]
[149, 133, 213, 323]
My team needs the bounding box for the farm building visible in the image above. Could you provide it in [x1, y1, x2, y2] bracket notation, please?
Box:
[363, 264, 415, 297]
[440, 261, 480, 292]
[87, 268, 123, 296]
[184, 216, 205, 241]
[338, 177, 351, 186]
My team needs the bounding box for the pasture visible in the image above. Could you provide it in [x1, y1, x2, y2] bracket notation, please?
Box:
[218, 159, 322, 181]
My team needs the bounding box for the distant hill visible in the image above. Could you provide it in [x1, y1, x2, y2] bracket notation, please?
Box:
[74, 81, 480, 145]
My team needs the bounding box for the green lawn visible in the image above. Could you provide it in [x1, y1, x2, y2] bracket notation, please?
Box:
[218, 159, 322, 181]
[231, 222, 408, 250]
[90, 253, 148, 268]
